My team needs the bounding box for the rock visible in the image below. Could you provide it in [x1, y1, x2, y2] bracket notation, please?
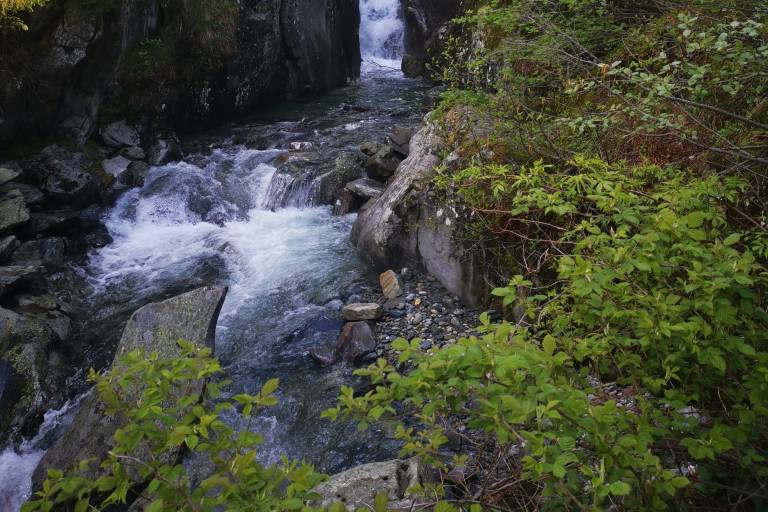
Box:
[26, 146, 99, 208]
[32, 286, 228, 489]
[365, 145, 402, 181]
[26, 210, 80, 236]
[402, 0, 462, 77]
[101, 155, 132, 178]
[313, 459, 423, 509]
[342, 303, 383, 321]
[147, 136, 182, 166]
[12, 238, 67, 267]
[332, 188, 365, 216]
[122, 161, 151, 188]
[0, 189, 30, 234]
[119, 146, 146, 160]
[401, 53, 425, 78]
[379, 270, 403, 299]
[0, 264, 43, 298]
[346, 178, 385, 200]
[0, 236, 19, 262]
[389, 126, 415, 156]
[351, 114, 487, 306]
[318, 152, 365, 206]
[0, 182, 45, 205]
[336, 321, 376, 364]
[325, 299, 344, 311]
[360, 141, 385, 156]
[0, 165, 21, 185]
[101, 120, 140, 148]
[309, 346, 336, 366]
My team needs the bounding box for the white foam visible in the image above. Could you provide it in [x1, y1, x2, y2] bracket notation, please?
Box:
[360, 0, 404, 61]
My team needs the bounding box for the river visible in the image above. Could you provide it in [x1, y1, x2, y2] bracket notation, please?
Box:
[0, 1, 426, 508]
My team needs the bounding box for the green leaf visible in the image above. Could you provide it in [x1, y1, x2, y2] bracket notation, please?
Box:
[609, 481, 631, 496]
[146, 500, 164, 512]
[723, 233, 741, 246]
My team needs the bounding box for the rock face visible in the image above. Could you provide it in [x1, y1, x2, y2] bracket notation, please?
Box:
[314, 459, 423, 510]
[402, 0, 462, 77]
[32, 286, 228, 488]
[351, 114, 486, 306]
[0, 0, 361, 146]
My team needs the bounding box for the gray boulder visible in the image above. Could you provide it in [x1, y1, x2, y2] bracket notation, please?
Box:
[32, 286, 228, 488]
[341, 303, 383, 321]
[26, 146, 99, 208]
[120, 146, 146, 161]
[12, 238, 67, 268]
[147, 136, 182, 166]
[365, 145, 402, 181]
[0, 182, 45, 205]
[313, 459, 423, 510]
[101, 121, 140, 148]
[0, 189, 30, 233]
[121, 161, 151, 188]
[351, 115, 486, 306]
[336, 321, 376, 364]
[318, 152, 365, 205]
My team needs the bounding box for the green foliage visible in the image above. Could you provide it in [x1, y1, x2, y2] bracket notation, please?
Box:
[329, 159, 768, 509]
[24, 341, 328, 512]
[0, 0, 48, 31]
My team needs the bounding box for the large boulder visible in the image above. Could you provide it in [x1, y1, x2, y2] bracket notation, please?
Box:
[26, 146, 100, 208]
[351, 113, 486, 306]
[0, 264, 43, 299]
[313, 459, 424, 510]
[32, 286, 228, 488]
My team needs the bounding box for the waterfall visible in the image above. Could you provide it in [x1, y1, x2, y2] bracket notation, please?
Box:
[359, 0, 404, 68]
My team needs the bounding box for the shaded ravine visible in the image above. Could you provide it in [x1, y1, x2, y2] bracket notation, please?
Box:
[0, 4, 423, 507]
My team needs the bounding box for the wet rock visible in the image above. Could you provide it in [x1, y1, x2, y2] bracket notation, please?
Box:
[147, 136, 182, 166]
[289, 141, 313, 151]
[379, 270, 403, 299]
[325, 299, 344, 311]
[0, 182, 45, 205]
[119, 146, 146, 161]
[336, 321, 376, 364]
[33, 286, 228, 488]
[365, 145, 402, 181]
[0, 264, 43, 298]
[122, 161, 151, 188]
[332, 188, 365, 216]
[101, 120, 140, 148]
[26, 146, 99, 208]
[346, 178, 385, 200]
[101, 155, 131, 178]
[0, 236, 19, 262]
[12, 238, 67, 268]
[319, 152, 365, 206]
[342, 303, 383, 321]
[0, 189, 30, 234]
[26, 210, 80, 236]
[360, 141, 386, 157]
[0, 165, 21, 185]
[313, 459, 423, 509]
[309, 346, 336, 366]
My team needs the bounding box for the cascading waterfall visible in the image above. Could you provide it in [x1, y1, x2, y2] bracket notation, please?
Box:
[359, 0, 404, 69]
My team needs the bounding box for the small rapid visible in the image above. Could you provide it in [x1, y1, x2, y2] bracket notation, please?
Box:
[360, 0, 405, 69]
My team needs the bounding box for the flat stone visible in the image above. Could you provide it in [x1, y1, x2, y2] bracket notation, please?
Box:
[0, 189, 30, 233]
[0, 165, 21, 185]
[342, 302, 383, 321]
[346, 178, 385, 200]
[33, 286, 228, 489]
[379, 269, 403, 299]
